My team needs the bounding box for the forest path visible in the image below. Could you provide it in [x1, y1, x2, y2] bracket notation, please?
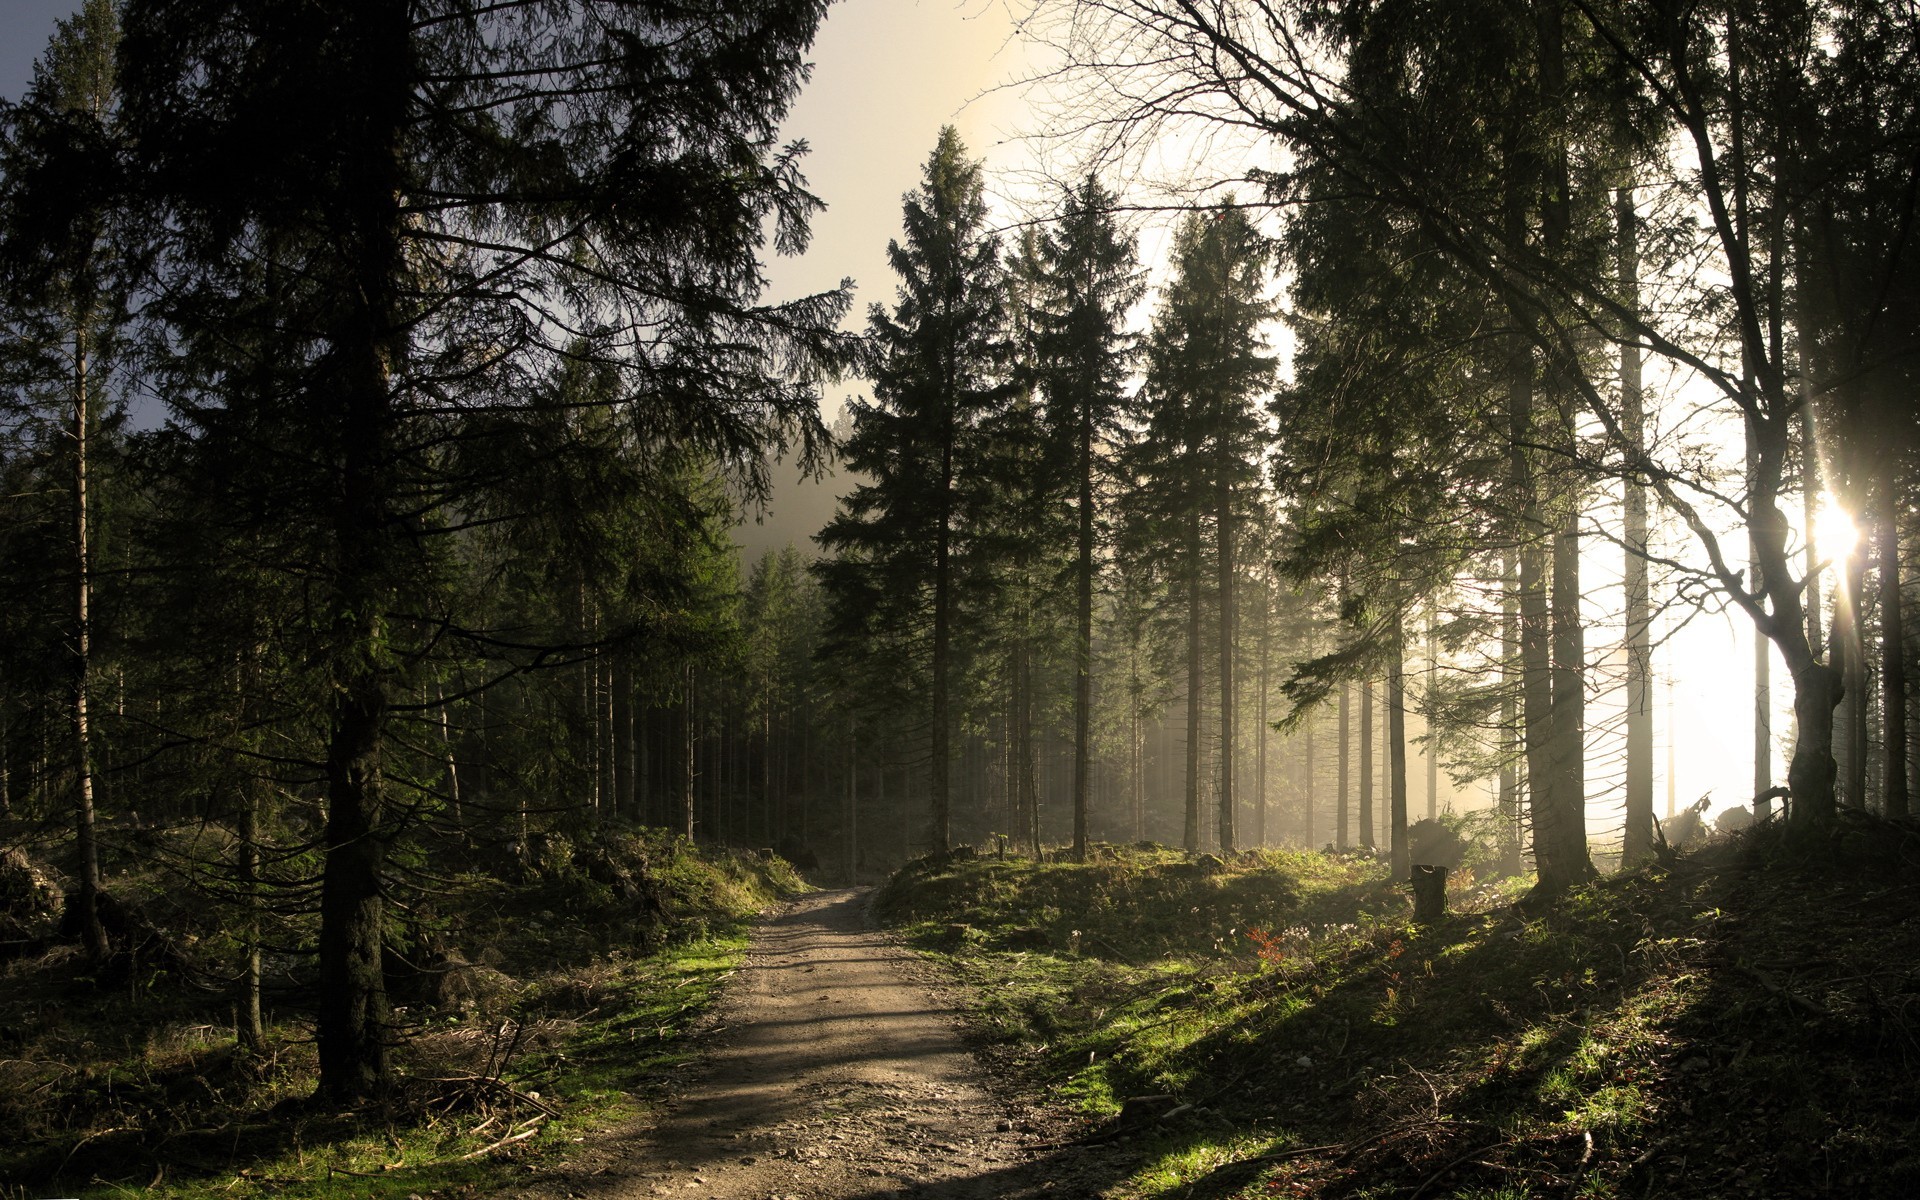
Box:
[523, 888, 1134, 1200]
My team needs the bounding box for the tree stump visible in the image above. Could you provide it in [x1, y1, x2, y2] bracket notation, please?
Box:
[1411, 864, 1448, 923]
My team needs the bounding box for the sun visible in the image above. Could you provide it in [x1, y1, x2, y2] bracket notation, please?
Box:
[1814, 500, 1861, 561]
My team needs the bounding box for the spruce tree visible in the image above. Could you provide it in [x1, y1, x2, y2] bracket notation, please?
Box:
[817, 126, 1009, 857]
[1129, 206, 1273, 853]
[1027, 176, 1141, 861]
[118, 0, 849, 1101]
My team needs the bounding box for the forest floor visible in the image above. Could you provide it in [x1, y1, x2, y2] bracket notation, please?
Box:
[511, 887, 1141, 1200]
[875, 829, 1920, 1199]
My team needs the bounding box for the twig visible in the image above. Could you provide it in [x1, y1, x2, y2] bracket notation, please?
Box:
[1409, 1142, 1511, 1200]
[420, 1074, 561, 1117]
[1735, 963, 1833, 1019]
[457, 1115, 547, 1160]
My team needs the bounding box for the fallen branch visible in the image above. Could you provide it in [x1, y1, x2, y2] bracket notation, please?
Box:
[1735, 963, 1834, 1020]
[457, 1115, 548, 1160]
[419, 1073, 561, 1118]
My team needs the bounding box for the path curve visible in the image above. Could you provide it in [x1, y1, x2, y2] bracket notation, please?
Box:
[527, 888, 1133, 1200]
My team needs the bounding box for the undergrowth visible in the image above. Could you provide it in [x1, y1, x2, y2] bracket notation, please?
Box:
[0, 827, 801, 1199]
[880, 825, 1920, 1199]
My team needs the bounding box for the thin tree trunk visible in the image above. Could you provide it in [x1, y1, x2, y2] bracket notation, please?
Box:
[847, 721, 857, 884]
[1388, 617, 1410, 881]
[1337, 680, 1350, 851]
[1256, 572, 1270, 846]
[438, 687, 461, 830]
[1359, 679, 1374, 852]
[71, 322, 107, 964]
[238, 761, 265, 1052]
[1424, 607, 1437, 821]
[674, 662, 695, 839]
[1880, 470, 1908, 816]
[930, 425, 955, 857]
[1217, 474, 1236, 854]
[612, 654, 632, 820]
[1619, 188, 1655, 864]
[1499, 549, 1520, 869]
[1185, 512, 1203, 852]
[1302, 713, 1315, 848]
[1071, 403, 1095, 861]
[1750, 419, 1773, 803]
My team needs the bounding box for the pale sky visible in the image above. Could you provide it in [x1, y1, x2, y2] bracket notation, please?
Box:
[2, 0, 84, 100]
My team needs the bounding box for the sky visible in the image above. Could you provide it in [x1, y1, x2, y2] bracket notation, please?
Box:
[1, 0, 82, 100]
[0, 0, 1799, 833]
[740, 0, 1033, 563]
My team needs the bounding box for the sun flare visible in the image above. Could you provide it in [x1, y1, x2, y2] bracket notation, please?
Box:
[1814, 501, 1861, 560]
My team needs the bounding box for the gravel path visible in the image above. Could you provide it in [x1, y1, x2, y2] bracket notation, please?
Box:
[522, 888, 1136, 1200]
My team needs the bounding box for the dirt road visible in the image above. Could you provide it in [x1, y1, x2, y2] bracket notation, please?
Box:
[527, 889, 1134, 1199]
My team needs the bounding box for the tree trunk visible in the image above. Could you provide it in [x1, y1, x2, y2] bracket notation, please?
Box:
[1424, 608, 1437, 821]
[1185, 510, 1203, 852]
[846, 721, 858, 883]
[1216, 471, 1236, 854]
[1618, 189, 1655, 864]
[318, 677, 388, 1101]
[1358, 679, 1374, 851]
[1837, 544, 1867, 807]
[930, 433, 954, 857]
[1302, 712, 1315, 847]
[1072, 406, 1094, 861]
[238, 760, 265, 1052]
[1750, 419, 1773, 804]
[612, 654, 633, 820]
[1388, 617, 1410, 881]
[1337, 679, 1350, 850]
[71, 323, 107, 964]
[1256, 572, 1270, 846]
[1499, 551, 1521, 870]
[674, 663, 695, 839]
[1880, 470, 1908, 816]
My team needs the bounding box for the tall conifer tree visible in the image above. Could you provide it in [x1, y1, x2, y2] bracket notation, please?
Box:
[818, 126, 1008, 857]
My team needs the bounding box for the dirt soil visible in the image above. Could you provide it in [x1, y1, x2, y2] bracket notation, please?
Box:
[521, 888, 1138, 1200]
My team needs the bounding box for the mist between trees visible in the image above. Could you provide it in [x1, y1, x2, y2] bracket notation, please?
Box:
[0, 0, 1914, 1108]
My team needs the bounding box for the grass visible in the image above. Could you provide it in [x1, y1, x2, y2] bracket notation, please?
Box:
[879, 823, 1920, 1198]
[0, 826, 801, 1199]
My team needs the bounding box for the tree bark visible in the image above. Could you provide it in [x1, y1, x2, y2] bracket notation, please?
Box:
[674, 663, 695, 839]
[1072, 404, 1094, 861]
[316, 12, 409, 1097]
[1619, 188, 1655, 865]
[1358, 679, 1374, 851]
[930, 415, 955, 856]
[1216, 466, 1236, 854]
[1185, 510, 1203, 852]
[71, 322, 107, 964]
[1256, 572, 1270, 846]
[1880, 469, 1908, 816]
[1388, 617, 1410, 881]
[1337, 679, 1350, 850]
[1423, 608, 1437, 821]
[1533, 0, 1594, 895]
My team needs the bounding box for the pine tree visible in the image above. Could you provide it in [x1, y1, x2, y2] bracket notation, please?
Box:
[0, 0, 129, 966]
[118, 0, 848, 1100]
[1026, 176, 1141, 861]
[1129, 206, 1274, 852]
[817, 126, 1009, 857]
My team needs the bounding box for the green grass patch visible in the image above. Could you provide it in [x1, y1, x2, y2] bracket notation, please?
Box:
[0, 828, 799, 1198]
[882, 829, 1920, 1198]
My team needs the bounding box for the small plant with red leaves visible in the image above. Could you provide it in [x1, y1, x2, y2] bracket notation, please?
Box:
[1247, 926, 1289, 967]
